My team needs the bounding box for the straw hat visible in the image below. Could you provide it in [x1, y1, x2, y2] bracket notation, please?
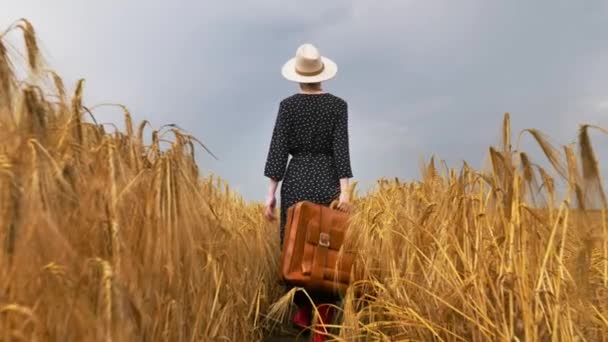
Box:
[281, 43, 337, 83]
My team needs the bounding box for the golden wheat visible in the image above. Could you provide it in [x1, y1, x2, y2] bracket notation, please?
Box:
[1, 20, 607, 342]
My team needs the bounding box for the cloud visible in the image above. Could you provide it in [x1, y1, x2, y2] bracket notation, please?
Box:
[4, 0, 608, 201]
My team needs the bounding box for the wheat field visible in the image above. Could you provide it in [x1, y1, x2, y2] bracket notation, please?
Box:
[0, 20, 607, 341]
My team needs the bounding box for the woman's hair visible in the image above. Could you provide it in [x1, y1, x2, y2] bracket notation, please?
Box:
[299, 82, 322, 91]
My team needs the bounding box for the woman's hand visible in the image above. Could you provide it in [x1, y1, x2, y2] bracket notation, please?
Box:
[337, 191, 350, 212]
[264, 194, 277, 221]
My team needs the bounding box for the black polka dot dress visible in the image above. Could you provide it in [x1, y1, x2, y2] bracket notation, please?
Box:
[264, 93, 353, 246]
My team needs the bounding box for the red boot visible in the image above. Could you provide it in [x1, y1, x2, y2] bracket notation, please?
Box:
[292, 302, 312, 330]
[312, 304, 334, 342]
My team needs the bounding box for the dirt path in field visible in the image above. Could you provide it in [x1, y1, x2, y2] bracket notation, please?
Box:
[264, 331, 300, 342]
[262, 314, 320, 342]
[263, 325, 307, 342]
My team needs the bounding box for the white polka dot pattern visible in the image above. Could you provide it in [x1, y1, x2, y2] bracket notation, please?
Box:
[263, 93, 353, 244]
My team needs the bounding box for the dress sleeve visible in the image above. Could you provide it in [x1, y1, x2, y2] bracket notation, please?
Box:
[333, 101, 353, 179]
[264, 101, 290, 181]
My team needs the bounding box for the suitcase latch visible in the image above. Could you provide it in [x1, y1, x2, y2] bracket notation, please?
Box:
[319, 232, 330, 247]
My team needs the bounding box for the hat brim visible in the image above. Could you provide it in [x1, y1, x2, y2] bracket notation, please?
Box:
[281, 56, 338, 83]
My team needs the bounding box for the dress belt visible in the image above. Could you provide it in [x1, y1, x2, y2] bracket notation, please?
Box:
[291, 151, 332, 158]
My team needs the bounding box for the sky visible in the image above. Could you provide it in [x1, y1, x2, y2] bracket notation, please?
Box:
[3, 1, 608, 202]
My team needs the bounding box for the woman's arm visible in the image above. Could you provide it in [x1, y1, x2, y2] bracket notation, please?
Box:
[333, 101, 353, 211]
[267, 178, 279, 198]
[339, 177, 349, 194]
[332, 101, 353, 180]
[263, 101, 289, 221]
[264, 101, 289, 182]
[264, 178, 279, 221]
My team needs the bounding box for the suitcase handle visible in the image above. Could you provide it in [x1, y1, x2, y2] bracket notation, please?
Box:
[329, 199, 339, 210]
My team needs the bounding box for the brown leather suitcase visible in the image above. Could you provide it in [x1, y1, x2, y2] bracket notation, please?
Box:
[280, 200, 355, 295]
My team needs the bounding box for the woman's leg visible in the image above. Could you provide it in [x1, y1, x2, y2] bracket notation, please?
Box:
[292, 301, 312, 329]
[310, 291, 339, 341]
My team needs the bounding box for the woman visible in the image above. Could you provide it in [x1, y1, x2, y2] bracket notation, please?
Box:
[263, 43, 353, 342]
